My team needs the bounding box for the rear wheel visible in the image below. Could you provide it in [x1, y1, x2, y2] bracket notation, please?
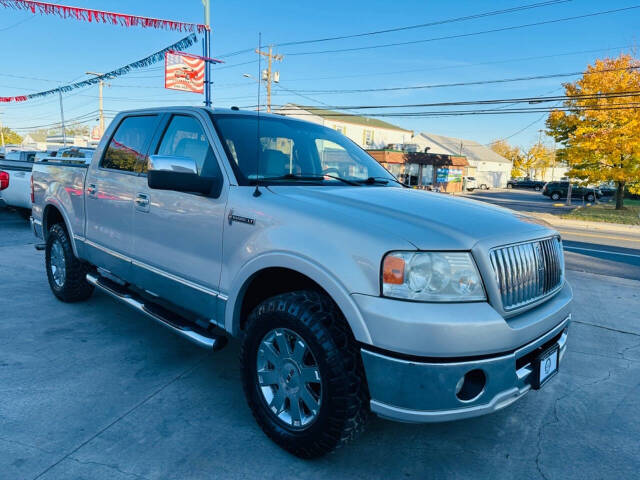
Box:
[45, 223, 94, 302]
[534, 186, 541, 191]
[240, 291, 369, 458]
[551, 192, 561, 201]
[507, 183, 513, 189]
[585, 193, 595, 202]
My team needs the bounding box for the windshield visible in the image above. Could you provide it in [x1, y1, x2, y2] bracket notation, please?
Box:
[211, 113, 396, 186]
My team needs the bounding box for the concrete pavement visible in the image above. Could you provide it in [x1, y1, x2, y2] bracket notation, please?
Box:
[1, 206, 639, 479]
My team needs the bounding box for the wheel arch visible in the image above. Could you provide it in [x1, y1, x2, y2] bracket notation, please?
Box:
[225, 253, 372, 345]
[42, 202, 80, 257]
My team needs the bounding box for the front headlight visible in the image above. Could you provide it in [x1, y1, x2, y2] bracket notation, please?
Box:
[382, 251, 486, 302]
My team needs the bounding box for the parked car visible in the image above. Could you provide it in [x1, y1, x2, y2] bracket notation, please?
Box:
[506, 178, 546, 191]
[0, 150, 38, 216]
[463, 176, 478, 191]
[542, 181, 602, 202]
[31, 107, 572, 458]
[597, 182, 617, 197]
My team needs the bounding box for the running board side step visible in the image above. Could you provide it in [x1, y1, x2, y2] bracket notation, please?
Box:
[86, 273, 227, 351]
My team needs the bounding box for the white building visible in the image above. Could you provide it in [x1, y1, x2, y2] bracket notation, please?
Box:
[410, 133, 513, 188]
[276, 104, 413, 149]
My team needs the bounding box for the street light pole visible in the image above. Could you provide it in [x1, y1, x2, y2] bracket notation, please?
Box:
[58, 87, 67, 147]
[86, 72, 105, 137]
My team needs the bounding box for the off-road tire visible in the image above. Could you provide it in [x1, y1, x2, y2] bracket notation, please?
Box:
[45, 223, 94, 302]
[240, 290, 369, 458]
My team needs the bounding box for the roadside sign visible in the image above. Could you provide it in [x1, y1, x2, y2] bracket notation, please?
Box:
[165, 51, 205, 94]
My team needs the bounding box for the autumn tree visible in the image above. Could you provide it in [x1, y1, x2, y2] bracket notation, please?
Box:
[524, 143, 556, 179]
[490, 140, 526, 177]
[1, 126, 22, 145]
[546, 54, 640, 209]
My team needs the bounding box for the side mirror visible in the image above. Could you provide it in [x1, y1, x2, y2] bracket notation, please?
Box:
[147, 155, 221, 196]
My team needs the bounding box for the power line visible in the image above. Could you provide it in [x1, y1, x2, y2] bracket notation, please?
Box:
[281, 44, 635, 83]
[216, 0, 570, 58]
[283, 5, 640, 56]
[288, 66, 640, 94]
[274, 1, 570, 47]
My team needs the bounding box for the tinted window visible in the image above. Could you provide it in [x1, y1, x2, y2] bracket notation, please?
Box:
[101, 116, 157, 172]
[153, 115, 219, 177]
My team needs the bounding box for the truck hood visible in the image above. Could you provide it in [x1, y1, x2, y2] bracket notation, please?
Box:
[269, 186, 552, 250]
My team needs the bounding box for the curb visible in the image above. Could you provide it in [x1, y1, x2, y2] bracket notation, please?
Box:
[528, 212, 640, 234]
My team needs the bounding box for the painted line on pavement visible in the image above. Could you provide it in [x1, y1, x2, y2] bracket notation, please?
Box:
[564, 245, 640, 258]
[557, 230, 640, 242]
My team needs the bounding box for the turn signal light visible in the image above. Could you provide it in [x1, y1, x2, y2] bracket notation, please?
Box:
[382, 255, 405, 284]
[0, 171, 9, 191]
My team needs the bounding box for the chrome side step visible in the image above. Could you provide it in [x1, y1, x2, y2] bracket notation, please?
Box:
[86, 273, 227, 351]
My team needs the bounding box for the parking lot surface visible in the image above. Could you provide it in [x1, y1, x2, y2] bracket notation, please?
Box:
[2, 207, 639, 480]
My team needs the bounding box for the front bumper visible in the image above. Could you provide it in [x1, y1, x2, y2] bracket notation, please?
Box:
[361, 315, 569, 423]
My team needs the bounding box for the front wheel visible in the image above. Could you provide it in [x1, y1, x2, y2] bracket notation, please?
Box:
[506, 183, 513, 189]
[585, 193, 595, 202]
[45, 223, 94, 302]
[240, 291, 369, 458]
[551, 192, 561, 201]
[534, 186, 541, 191]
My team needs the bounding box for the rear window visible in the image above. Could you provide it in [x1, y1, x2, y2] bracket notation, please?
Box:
[101, 115, 158, 172]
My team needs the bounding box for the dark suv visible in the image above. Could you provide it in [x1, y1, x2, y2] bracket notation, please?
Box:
[506, 178, 546, 191]
[542, 181, 602, 202]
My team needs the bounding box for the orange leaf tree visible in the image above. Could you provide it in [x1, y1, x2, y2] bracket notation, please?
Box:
[546, 54, 640, 209]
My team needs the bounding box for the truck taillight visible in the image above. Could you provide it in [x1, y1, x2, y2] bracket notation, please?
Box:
[30, 174, 35, 203]
[0, 171, 8, 191]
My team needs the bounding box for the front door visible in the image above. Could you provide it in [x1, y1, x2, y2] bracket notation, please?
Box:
[84, 114, 160, 281]
[131, 113, 228, 324]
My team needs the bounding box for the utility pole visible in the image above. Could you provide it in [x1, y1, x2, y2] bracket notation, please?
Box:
[202, 0, 211, 107]
[86, 72, 105, 137]
[58, 88, 67, 147]
[255, 46, 283, 112]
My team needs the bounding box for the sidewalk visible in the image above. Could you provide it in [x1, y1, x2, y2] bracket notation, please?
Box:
[528, 211, 640, 235]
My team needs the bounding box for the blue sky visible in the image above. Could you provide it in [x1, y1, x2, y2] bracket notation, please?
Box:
[0, 0, 637, 148]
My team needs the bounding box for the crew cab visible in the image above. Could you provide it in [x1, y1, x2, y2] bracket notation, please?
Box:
[31, 107, 572, 458]
[542, 181, 602, 202]
[506, 178, 546, 191]
[0, 150, 37, 215]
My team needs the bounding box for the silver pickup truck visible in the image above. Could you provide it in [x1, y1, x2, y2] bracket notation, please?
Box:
[31, 106, 572, 458]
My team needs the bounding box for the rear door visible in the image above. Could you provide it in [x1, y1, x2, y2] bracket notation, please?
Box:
[84, 114, 160, 281]
[130, 112, 228, 323]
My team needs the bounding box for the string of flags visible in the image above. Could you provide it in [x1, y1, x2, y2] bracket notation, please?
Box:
[0, 0, 208, 33]
[0, 34, 198, 103]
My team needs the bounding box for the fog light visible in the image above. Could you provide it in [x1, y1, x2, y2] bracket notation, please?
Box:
[455, 369, 486, 402]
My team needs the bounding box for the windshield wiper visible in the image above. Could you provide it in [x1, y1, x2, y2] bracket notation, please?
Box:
[356, 176, 407, 187]
[257, 173, 360, 186]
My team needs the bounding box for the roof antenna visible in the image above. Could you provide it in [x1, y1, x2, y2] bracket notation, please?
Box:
[253, 32, 263, 198]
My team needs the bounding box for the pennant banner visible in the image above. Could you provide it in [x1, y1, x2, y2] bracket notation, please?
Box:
[0, 34, 198, 103]
[0, 0, 207, 33]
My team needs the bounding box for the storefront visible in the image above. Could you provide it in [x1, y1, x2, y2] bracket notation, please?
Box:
[367, 149, 469, 192]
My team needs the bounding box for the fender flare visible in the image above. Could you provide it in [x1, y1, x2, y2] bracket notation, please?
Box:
[225, 251, 372, 345]
[42, 200, 81, 258]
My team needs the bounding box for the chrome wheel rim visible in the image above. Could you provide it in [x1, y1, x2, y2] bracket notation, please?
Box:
[256, 328, 322, 429]
[50, 240, 66, 288]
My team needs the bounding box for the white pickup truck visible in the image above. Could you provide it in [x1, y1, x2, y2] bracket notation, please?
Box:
[0, 150, 37, 215]
[31, 107, 572, 458]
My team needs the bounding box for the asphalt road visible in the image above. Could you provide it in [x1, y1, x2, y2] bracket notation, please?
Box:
[2, 206, 639, 480]
[464, 189, 640, 281]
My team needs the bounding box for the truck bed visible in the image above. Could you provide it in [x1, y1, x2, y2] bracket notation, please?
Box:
[31, 159, 89, 240]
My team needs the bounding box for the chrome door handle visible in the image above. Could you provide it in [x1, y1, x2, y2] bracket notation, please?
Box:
[87, 183, 97, 196]
[135, 193, 150, 211]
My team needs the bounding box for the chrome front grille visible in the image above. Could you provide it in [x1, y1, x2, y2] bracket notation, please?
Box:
[489, 237, 564, 311]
